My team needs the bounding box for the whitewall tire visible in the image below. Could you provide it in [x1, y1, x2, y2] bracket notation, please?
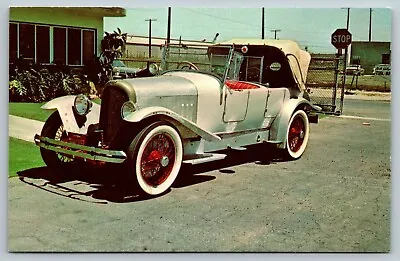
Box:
[128, 122, 183, 195]
[284, 110, 310, 159]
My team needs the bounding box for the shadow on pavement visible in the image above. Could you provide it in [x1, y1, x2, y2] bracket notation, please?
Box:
[17, 143, 286, 204]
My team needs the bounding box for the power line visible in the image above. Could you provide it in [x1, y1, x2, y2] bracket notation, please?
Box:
[155, 8, 348, 40]
[182, 8, 260, 28]
[181, 8, 346, 36]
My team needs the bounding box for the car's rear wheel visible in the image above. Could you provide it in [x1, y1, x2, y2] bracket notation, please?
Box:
[40, 111, 74, 168]
[127, 122, 183, 195]
[283, 110, 310, 160]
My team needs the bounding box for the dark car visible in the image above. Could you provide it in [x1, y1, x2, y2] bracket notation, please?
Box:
[112, 59, 139, 79]
[112, 59, 160, 79]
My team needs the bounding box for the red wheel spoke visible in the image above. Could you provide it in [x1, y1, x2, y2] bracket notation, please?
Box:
[288, 115, 305, 153]
[140, 132, 176, 186]
[142, 162, 161, 173]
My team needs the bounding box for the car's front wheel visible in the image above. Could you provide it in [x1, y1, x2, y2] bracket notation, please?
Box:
[127, 122, 183, 196]
[40, 111, 74, 168]
[283, 110, 310, 160]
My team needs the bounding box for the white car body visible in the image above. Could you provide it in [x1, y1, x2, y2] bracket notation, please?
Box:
[35, 39, 319, 195]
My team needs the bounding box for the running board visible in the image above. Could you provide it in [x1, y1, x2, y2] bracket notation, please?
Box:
[264, 140, 282, 144]
[183, 153, 227, 165]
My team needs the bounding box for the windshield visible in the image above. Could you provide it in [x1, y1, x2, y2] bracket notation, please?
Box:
[223, 50, 244, 81]
[161, 44, 244, 82]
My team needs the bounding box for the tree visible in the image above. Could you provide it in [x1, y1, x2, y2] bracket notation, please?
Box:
[101, 27, 127, 65]
[85, 28, 127, 86]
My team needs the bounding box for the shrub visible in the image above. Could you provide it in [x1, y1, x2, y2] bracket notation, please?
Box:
[9, 65, 91, 102]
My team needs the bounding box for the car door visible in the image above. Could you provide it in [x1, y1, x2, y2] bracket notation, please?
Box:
[265, 88, 289, 119]
[223, 87, 250, 122]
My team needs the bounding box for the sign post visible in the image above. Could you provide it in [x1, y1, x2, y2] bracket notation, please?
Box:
[331, 28, 352, 115]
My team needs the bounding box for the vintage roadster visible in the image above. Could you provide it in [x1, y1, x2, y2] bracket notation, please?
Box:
[34, 39, 319, 196]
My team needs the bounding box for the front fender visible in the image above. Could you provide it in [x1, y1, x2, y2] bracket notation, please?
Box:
[41, 95, 100, 134]
[124, 106, 221, 142]
[270, 98, 311, 148]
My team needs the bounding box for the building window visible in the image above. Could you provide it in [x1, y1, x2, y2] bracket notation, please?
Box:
[83, 30, 95, 65]
[53, 27, 67, 65]
[9, 23, 18, 61]
[36, 25, 50, 63]
[19, 23, 35, 60]
[68, 28, 82, 65]
[9, 22, 96, 66]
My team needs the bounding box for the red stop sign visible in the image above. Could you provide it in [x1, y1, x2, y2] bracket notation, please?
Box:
[331, 28, 352, 49]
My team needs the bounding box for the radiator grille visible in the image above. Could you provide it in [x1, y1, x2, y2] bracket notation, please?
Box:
[99, 86, 129, 145]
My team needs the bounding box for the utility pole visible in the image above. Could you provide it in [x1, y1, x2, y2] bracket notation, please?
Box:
[167, 7, 171, 44]
[261, 7, 265, 39]
[145, 18, 157, 59]
[270, 29, 281, 39]
[369, 8, 372, 42]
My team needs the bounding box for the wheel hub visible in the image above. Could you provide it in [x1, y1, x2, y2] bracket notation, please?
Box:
[160, 156, 170, 167]
[299, 130, 305, 139]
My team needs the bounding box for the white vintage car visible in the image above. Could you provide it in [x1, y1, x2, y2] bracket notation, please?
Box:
[35, 39, 319, 196]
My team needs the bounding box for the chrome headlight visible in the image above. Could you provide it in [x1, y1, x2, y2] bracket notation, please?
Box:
[73, 94, 92, 116]
[149, 63, 159, 75]
[121, 101, 136, 119]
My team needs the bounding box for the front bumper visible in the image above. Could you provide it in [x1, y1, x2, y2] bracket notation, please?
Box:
[34, 134, 127, 163]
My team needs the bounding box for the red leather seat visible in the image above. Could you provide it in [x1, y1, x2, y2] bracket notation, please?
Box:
[225, 80, 260, 90]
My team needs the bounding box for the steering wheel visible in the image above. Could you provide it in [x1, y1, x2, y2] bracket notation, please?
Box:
[246, 67, 261, 82]
[177, 61, 199, 71]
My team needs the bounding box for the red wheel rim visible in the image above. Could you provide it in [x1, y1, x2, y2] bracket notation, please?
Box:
[140, 133, 176, 186]
[288, 116, 305, 153]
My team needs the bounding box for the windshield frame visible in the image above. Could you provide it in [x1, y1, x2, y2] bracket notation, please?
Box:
[160, 44, 243, 83]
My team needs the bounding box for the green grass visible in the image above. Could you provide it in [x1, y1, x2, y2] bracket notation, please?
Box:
[307, 71, 391, 92]
[8, 137, 44, 178]
[9, 98, 101, 122]
[9, 102, 52, 122]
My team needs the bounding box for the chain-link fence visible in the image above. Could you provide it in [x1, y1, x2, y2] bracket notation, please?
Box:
[307, 54, 391, 114]
[306, 55, 341, 113]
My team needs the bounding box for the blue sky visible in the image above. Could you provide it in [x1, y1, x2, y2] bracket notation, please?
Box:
[104, 7, 392, 54]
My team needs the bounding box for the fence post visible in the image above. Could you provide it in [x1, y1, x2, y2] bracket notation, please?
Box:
[339, 47, 348, 115]
[332, 51, 340, 114]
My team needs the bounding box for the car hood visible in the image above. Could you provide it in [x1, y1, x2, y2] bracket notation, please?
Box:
[123, 74, 198, 101]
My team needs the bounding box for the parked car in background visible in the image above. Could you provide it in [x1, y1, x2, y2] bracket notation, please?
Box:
[345, 64, 364, 76]
[373, 64, 391, 75]
[112, 59, 160, 79]
[112, 59, 139, 79]
[34, 39, 319, 196]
